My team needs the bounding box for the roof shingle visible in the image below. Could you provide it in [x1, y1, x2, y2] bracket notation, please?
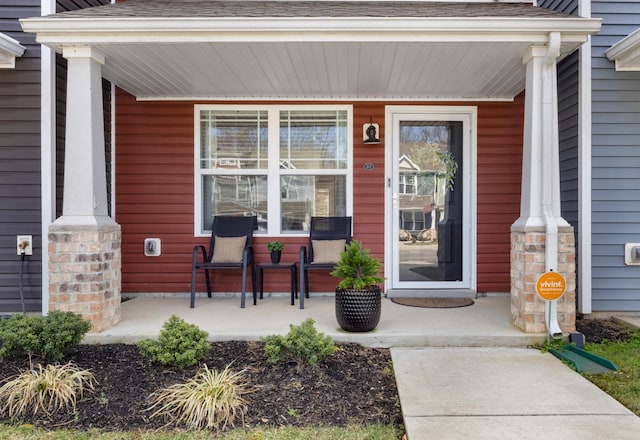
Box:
[50, 0, 574, 19]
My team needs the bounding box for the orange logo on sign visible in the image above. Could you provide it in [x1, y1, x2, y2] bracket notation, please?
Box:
[536, 271, 566, 301]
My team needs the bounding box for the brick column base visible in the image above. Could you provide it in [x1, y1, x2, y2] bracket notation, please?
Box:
[48, 223, 121, 332]
[510, 226, 576, 333]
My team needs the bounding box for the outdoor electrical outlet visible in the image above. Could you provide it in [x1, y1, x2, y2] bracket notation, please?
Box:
[625, 243, 640, 265]
[17, 235, 33, 256]
[144, 238, 161, 256]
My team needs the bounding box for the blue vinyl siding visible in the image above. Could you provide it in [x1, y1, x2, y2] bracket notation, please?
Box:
[591, 0, 640, 311]
[557, 52, 580, 228]
[538, 0, 579, 14]
[0, 0, 42, 313]
[0, 0, 110, 314]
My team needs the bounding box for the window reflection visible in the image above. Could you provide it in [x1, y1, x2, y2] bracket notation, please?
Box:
[197, 108, 350, 234]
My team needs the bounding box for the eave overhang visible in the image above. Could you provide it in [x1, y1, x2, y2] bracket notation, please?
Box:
[20, 2, 601, 100]
[21, 16, 601, 43]
[0, 33, 26, 69]
[605, 28, 640, 71]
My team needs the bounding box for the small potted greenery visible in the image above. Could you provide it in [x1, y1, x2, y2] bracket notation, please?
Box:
[266, 241, 285, 264]
[330, 240, 385, 332]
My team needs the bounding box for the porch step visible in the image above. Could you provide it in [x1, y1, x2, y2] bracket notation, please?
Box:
[83, 295, 547, 348]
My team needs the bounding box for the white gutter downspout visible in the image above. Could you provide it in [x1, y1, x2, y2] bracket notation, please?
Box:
[542, 31, 563, 339]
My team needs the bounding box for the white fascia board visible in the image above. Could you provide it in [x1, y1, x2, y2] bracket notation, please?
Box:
[0, 32, 26, 68]
[0, 32, 25, 56]
[21, 17, 602, 46]
[138, 95, 516, 102]
[605, 28, 640, 71]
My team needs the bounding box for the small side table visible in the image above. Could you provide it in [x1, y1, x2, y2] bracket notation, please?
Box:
[257, 262, 297, 306]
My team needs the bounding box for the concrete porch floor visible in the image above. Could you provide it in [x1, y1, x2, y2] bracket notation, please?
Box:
[84, 294, 546, 348]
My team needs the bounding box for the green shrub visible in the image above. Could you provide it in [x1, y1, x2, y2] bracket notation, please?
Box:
[0, 362, 95, 419]
[0, 315, 37, 360]
[263, 318, 337, 369]
[147, 364, 249, 431]
[138, 315, 211, 368]
[32, 311, 91, 360]
[0, 312, 90, 360]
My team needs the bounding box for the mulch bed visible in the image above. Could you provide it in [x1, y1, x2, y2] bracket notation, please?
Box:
[576, 317, 633, 344]
[0, 317, 630, 434]
[0, 341, 402, 433]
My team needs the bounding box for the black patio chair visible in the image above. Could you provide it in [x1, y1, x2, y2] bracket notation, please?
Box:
[299, 216, 352, 308]
[190, 215, 257, 308]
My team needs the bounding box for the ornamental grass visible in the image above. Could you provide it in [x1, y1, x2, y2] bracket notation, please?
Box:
[0, 362, 95, 419]
[147, 364, 251, 431]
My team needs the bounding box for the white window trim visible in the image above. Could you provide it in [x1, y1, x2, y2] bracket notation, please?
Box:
[194, 104, 353, 237]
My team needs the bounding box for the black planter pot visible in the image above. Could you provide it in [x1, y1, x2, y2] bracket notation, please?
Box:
[270, 251, 282, 264]
[335, 286, 381, 332]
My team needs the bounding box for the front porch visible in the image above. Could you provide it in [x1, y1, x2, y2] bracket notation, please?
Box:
[20, 1, 602, 336]
[83, 294, 546, 348]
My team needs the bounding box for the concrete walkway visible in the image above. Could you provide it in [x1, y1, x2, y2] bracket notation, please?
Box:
[86, 295, 640, 439]
[392, 347, 640, 439]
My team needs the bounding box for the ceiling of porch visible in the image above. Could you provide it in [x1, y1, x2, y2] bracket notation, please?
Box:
[21, 0, 602, 101]
[97, 40, 538, 101]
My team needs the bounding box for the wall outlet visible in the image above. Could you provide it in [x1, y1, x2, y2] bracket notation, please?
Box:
[144, 238, 161, 256]
[17, 235, 33, 256]
[625, 243, 640, 265]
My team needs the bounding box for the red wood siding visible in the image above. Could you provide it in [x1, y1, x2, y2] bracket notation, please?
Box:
[116, 91, 523, 295]
[352, 102, 387, 271]
[116, 91, 195, 293]
[476, 94, 524, 292]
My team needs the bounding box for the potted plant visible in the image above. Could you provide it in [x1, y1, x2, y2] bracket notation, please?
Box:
[330, 240, 385, 332]
[266, 241, 285, 264]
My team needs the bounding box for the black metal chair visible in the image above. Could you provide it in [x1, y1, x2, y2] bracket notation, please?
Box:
[190, 216, 256, 308]
[299, 216, 352, 308]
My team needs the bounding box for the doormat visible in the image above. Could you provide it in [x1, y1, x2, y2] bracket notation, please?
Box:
[391, 297, 474, 308]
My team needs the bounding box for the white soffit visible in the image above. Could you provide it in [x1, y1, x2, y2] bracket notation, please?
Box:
[97, 40, 540, 100]
[0, 33, 25, 69]
[606, 28, 640, 71]
[21, 12, 601, 100]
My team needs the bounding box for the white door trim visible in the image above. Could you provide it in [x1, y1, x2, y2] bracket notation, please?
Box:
[384, 105, 477, 293]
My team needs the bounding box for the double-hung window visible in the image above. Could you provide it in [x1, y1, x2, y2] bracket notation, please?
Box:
[195, 105, 352, 235]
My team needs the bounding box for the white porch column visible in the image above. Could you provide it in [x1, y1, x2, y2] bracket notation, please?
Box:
[48, 45, 121, 331]
[56, 46, 112, 224]
[511, 33, 576, 333]
[514, 35, 569, 230]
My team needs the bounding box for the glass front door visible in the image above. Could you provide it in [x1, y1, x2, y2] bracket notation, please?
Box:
[387, 107, 474, 291]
